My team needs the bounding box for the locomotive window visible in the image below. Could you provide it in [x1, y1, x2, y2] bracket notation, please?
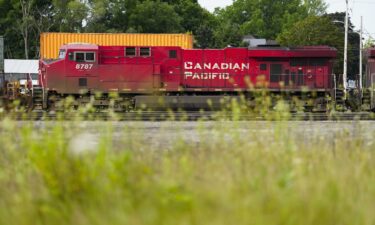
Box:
[169, 50, 177, 59]
[75, 52, 85, 62]
[58, 50, 66, 59]
[270, 64, 282, 83]
[290, 59, 307, 66]
[68, 52, 74, 60]
[260, 64, 267, 71]
[284, 69, 290, 86]
[310, 59, 326, 66]
[85, 52, 95, 62]
[125, 47, 136, 57]
[140, 47, 151, 57]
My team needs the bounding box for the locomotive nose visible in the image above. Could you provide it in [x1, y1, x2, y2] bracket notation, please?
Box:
[38, 60, 47, 88]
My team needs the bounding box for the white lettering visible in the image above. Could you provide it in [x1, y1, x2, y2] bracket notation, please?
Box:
[221, 63, 229, 70]
[204, 63, 211, 70]
[184, 72, 231, 80]
[185, 72, 193, 79]
[233, 64, 240, 70]
[184, 62, 193, 70]
[183, 62, 250, 80]
[194, 63, 202, 70]
[75, 64, 93, 70]
[212, 63, 220, 70]
[242, 63, 249, 70]
[193, 73, 200, 79]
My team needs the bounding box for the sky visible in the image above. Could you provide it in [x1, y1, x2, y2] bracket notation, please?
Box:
[198, 0, 375, 40]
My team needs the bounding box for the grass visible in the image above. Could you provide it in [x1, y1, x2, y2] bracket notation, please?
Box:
[1, 100, 375, 225]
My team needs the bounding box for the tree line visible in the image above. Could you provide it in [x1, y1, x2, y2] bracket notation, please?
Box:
[0, 0, 368, 76]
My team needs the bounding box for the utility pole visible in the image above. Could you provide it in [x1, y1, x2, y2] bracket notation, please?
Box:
[0, 36, 4, 94]
[343, 0, 349, 93]
[359, 16, 363, 95]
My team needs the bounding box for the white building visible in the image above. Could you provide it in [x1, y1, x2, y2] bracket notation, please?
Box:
[1, 59, 39, 86]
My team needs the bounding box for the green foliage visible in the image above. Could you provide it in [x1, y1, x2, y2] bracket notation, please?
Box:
[277, 13, 361, 77]
[85, 0, 140, 33]
[326, 12, 361, 77]
[170, 0, 218, 48]
[128, 1, 183, 33]
[302, 0, 328, 16]
[1, 114, 375, 225]
[277, 16, 342, 46]
[52, 0, 88, 32]
[0, 0, 87, 58]
[364, 38, 375, 49]
[276, 16, 341, 70]
[213, 0, 328, 47]
[0, 0, 358, 70]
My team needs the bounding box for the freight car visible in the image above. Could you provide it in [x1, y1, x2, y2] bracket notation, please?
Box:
[363, 47, 375, 110]
[36, 43, 337, 111]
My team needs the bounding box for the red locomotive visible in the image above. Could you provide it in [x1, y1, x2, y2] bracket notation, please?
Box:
[363, 48, 375, 109]
[38, 44, 337, 111]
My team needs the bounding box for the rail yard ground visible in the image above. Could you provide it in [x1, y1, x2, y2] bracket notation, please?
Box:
[1, 117, 375, 225]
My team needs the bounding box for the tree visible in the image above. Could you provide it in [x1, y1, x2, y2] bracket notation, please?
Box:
[277, 16, 342, 47]
[326, 12, 361, 77]
[166, 0, 218, 48]
[0, 0, 22, 58]
[17, 0, 34, 59]
[213, 0, 328, 47]
[85, 0, 140, 33]
[277, 14, 360, 77]
[302, 0, 327, 16]
[51, 0, 88, 32]
[128, 1, 183, 33]
[364, 38, 375, 49]
[31, 0, 54, 58]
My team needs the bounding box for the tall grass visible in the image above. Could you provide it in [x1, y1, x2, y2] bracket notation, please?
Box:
[1, 107, 375, 225]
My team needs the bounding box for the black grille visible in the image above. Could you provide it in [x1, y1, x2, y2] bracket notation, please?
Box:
[79, 78, 87, 87]
[169, 50, 177, 59]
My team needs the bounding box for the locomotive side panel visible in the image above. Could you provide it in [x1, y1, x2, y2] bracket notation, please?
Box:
[155, 47, 183, 91]
[365, 57, 375, 109]
[224, 48, 250, 89]
[97, 46, 155, 93]
[182, 49, 205, 90]
[181, 48, 251, 91]
[202, 50, 226, 89]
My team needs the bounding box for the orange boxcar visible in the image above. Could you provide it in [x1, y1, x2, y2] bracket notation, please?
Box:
[40, 33, 194, 59]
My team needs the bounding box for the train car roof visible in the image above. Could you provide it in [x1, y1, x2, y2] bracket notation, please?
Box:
[58, 43, 336, 58]
[60, 43, 99, 50]
[248, 46, 337, 58]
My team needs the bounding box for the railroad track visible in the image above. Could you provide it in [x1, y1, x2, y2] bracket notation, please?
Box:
[1, 110, 374, 121]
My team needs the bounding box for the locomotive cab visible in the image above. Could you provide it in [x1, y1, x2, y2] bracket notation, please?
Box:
[40, 43, 99, 95]
[61, 44, 99, 94]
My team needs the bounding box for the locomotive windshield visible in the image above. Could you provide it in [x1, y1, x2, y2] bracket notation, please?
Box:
[58, 49, 66, 59]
